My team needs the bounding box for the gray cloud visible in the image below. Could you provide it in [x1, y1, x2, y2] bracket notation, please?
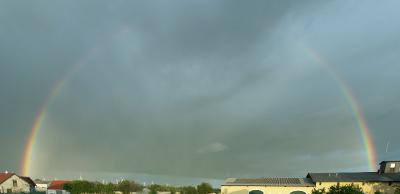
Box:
[1, 0, 400, 184]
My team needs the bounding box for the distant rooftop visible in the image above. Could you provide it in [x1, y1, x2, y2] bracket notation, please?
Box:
[222, 178, 315, 187]
[380, 160, 400, 164]
[48, 180, 70, 190]
[0, 172, 15, 184]
[307, 172, 400, 182]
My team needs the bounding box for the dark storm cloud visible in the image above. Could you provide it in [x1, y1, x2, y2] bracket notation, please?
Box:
[1, 0, 400, 183]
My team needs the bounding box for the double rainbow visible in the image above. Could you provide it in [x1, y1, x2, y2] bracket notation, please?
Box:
[20, 46, 378, 176]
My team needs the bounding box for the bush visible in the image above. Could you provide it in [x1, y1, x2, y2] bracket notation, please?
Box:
[394, 188, 400, 194]
[312, 185, 364, 194]
[312, 188, 326, 194]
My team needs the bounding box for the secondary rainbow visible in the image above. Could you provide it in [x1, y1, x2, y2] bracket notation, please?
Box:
[20, 46, 378, 176]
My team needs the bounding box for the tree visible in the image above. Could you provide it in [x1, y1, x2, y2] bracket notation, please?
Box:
[118, 180, 131, 194]
[197, 183, 213, 194]
[180, 186, 198, 194]
[129, 181, 144, 192]
[64, 180, 95, 194]
[104, 182, 117, 194]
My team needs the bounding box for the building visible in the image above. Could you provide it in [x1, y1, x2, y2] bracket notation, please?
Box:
[0, 172, 36, 193]
[35, 179, 50, 192]
[47, 180, 71, 194]
[221, 160, 400, 194]
[19, 176, 36, 192]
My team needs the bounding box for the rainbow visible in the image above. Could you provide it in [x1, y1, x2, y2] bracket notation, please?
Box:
[305, 47, 378, 171]
[20, 48, 98, 176]
[19, 46, 378, 176]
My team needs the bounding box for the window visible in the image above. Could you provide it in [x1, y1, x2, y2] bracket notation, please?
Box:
[249, 190, 263, 194]
[290, 191, 306, 194]
[390, 163, 396, 168]
[12, 180, 17, 187]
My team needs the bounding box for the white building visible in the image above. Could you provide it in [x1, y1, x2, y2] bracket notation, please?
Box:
[35, 180, 50, 192]
[0, 172, 36, 193]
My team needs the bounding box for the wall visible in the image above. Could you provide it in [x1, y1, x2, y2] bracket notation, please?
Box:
[47, 189, 70, 194]
[0, 174, 31, 193]
[222, 182, 400, 194]
[36, 183, 49, 192]
[221, 185, 314, 194]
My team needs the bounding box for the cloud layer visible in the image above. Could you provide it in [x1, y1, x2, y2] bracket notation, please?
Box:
[0, 0, 400, 183]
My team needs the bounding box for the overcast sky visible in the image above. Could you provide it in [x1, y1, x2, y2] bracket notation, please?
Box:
[1, 0, 400, 186]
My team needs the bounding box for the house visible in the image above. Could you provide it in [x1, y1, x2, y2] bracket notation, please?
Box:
[35, 179, 50, 192]
[19, 176, 36, 192]
[0, 172, 36, 193]
[47, 180, 71, 194]
[221, 160, 400, 194]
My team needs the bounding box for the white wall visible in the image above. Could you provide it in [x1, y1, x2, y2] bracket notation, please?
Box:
[47, 189, 70, 194]
[0, 174, 32, 193]
[36, 183, 49, 192]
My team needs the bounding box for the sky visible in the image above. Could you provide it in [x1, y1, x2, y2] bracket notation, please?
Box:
[1, 0, 400, 186]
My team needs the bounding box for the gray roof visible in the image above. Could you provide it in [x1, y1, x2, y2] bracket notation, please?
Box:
[222, 178, 315, 187]
[307, 172, 400, 182]
[380, 161, 400, 164]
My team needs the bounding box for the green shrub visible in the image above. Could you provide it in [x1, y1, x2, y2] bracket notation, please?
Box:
[312, 185, 364, 194]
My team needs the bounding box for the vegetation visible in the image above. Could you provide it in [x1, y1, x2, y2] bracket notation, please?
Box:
[196, 183, 213, 194]
[394, 187, 400, 194]
[312, 185, 364, 194]
[63, 180, 217, 194]
[64, 180, 142, 194]
[148, 184, 177, 194]
[312, 188, 326, 194]
[179, 186, 198, 194]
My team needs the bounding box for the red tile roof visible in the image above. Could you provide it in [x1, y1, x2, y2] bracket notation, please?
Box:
[48, 180, 70, 190]
[0, 173, 15, 184]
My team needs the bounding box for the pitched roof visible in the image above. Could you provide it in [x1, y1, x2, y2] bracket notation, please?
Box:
[19, 176, 36, 187]
[48, 180, 70, 190]
[307, 172, 400, 182]
[0, 173, 15, 184]
[222, 178, 315, 187]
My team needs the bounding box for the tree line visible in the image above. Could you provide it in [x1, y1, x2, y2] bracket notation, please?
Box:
[63, 180, 218, 194]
